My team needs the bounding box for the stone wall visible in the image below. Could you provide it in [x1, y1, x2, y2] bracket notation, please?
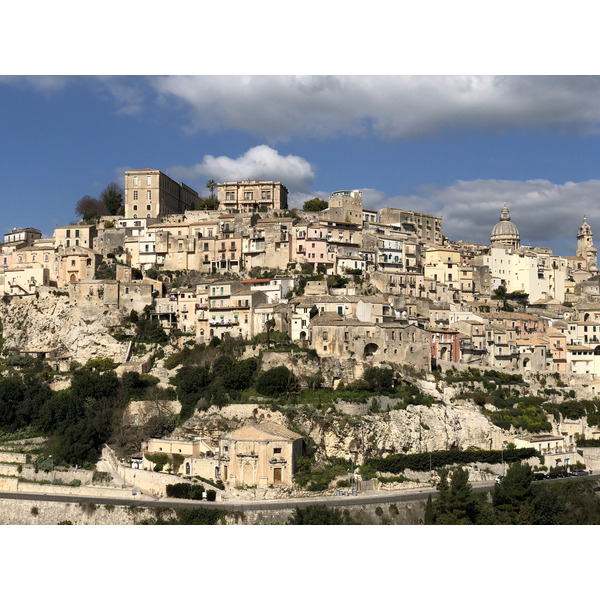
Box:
[0, 496, 426, 525]
[0, 498, 170, 525]
[0, 452, 27, 464]
[0, 463, 94, 484]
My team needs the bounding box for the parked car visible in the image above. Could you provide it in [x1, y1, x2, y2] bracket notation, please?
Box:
[546, 471, 558, 479]
[533, 472, 546, 481]
[557, 471, 571, 478]
[572, 470, 589, 476]
[495, 475, 505, 484]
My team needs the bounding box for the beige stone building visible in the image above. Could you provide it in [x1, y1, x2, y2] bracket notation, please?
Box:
[379, 207, 443, 246]
[218, 422, 303, 488]
[124, 169, 200, 219]
[3, 227, 42, 247]
[58, 246, 102, 285]
[217, 180, 288, 213]
[309, 313, 431, 372]
[0, 264, 49, 295]
[323, 190, 363, 225]
[54, 223, 97, 250]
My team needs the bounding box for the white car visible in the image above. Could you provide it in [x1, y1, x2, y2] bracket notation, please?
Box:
[495, 475, 504, 484]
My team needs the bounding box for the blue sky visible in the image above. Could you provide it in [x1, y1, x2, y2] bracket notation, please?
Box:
[3, 75, 600, 256]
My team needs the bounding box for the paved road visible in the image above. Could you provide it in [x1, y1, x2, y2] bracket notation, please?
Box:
[1, 474, 597, 513]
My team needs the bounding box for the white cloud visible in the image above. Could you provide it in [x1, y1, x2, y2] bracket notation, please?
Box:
[371, 178, 600, 254]
[167, 145, 316, 194]
[149, 75, 600, 141]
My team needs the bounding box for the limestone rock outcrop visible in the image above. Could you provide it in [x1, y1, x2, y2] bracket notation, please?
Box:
[0, 291, 129, 365]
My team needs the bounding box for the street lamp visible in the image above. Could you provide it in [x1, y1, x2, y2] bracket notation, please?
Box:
[502, 442, 507, 476]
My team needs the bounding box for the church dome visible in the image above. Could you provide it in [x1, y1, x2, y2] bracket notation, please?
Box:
[491, 204, 520, 249]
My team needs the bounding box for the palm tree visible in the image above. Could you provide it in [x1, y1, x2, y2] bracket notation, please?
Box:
[206, 179, 217, 200]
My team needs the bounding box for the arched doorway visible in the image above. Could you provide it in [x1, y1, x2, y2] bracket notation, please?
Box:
[364, 343, 378, 357]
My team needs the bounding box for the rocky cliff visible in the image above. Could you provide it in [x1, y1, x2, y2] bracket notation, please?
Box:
[0, 290, 129, 365]
[177, 396, 506, 464]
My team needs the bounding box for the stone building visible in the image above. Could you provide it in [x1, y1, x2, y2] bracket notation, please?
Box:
[3, 227, 42, 248]
[54, 223, 97, 250]
[378, 207, 443, 246]
[217, 180, 288, 212]
[124, 169, 199, 219]
[309, 313, 430, 371]
[218, 422, 303, 487]
[323, 190, 363, 225]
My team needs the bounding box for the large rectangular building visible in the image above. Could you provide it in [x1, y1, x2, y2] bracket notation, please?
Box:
[124, 169, 200, 219]
[217, 180, 288, 213]
[379, 207, 443, 246]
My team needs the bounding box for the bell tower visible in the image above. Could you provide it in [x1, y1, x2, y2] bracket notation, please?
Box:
[577, 216, 598, 273]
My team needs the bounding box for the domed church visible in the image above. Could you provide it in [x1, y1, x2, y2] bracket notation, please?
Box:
[490, 204, 520, 250]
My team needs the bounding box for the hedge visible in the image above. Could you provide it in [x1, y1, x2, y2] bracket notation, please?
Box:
[365, 448, 538, 474]
[166, 482, 205, 500]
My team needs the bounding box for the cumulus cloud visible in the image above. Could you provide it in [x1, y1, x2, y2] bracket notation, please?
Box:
[369, 178, 600, 255]
[168, 145, 316, 193]
[148, 75, 600, 141]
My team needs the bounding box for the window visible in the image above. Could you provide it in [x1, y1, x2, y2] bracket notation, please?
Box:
[133, 190, 138, 201]
[146, 204, 151, 210]
[262, 190, 271, 200]
[75, 230, 79, 238]
[273, 447, 282, 454]
[133, 204, 138, 211]
[66, 230, 71, 238]
[147, 190, 151, 201]
[147, 175, 151, 185]
[244, 192, 253, 201]
[133, 176, 138, 186]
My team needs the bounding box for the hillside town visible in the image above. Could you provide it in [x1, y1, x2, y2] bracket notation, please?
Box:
[3, 168, 600, 525]
[2, 169, 600, 377]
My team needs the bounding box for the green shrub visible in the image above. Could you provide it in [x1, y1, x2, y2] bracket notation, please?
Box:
[166, 482, 205, 500]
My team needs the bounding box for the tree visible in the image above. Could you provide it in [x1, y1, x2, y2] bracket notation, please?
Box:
[288, 504, 347, 525]
[303, 197, 328, 212]
[363, 366, 395, 394]
[197, 198, 219, 210]
[206, 179, 217, 199]
[100, 182, 124, 216]
[424, 494, 435, 524]
[75, 195, 108, 221]
[492, 461, 534, 524]
[265, 318, 277, 349]
[256, 366, 298, 398]
[426, 467, 481, 524]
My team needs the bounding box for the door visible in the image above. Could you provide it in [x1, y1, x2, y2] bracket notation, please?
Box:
[273, 468, 282, 484]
